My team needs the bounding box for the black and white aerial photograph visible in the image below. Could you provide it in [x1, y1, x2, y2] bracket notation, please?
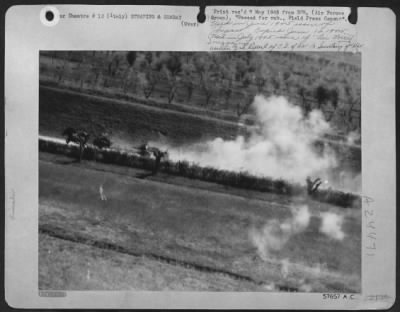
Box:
[39, 51, 361, 292]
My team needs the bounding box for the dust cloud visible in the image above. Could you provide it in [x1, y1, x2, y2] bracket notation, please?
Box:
[250, 205, 347, 262]
[249, 204, 311, 260]
[167, 95, 338, 184]
[319, 212, 345, 241]
[346, 130, 361, 146]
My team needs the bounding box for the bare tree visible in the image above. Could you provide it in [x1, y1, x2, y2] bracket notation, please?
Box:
[297, 87, 310, 116]
[219, 63, 236, 106]
[138, 70, 160, 99]
[236, 92, 253, 117]
[193, 54, 218, 106]
[252, 56, 269, 94]
[122, 52, 137, 93]
[89, 57, 105, 88]
[163, 54, 182, 104]
[235, 58, 248, 81]
[181, 63, 196, 102]
[344, 86, 360, 131]
[138, 55, 163, 99]
[56, 55, 71, 84]
[201, 70, 221, 106]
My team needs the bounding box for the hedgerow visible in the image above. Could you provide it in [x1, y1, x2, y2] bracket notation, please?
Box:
[39, 138, 360, 208]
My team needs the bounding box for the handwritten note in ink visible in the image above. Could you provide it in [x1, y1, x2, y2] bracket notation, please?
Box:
[208, 7, 361, 52]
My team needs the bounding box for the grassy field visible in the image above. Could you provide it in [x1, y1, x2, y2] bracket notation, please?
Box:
[39, 152, 361, 292]
[39, 234, 262, 291]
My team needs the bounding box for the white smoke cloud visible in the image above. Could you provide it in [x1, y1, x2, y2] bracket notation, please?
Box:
[290, 204, 311, 233]
[299, 282, 313, 292]
[249, 204, 311, 260]
[346, 130, 361, 146]
[334, 170, 361, 193]
[167, 95, 337, 183]
[280, 258, 290, 279]
[249, 219, 290, 261]
[319, 212, 345, 240]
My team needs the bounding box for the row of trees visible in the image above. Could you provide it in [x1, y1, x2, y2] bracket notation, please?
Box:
[40, 136, 360, 208]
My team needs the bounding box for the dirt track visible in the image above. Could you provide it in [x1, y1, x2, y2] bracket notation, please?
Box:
[39, 152, 361, 292]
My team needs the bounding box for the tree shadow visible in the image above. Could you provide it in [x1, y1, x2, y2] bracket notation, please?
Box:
[55, 159, 81, 165]
[135, 172, 155, 179]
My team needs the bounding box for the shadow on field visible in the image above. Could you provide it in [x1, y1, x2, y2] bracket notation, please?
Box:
[135, 172, 155, 179]
[55, 159, 81, 165]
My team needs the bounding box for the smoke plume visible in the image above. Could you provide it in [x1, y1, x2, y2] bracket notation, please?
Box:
[249, 204, 311, 260]
[319, 212, 345, 240]
[346, 130, 361, 146]
[167, 95, 337, 183]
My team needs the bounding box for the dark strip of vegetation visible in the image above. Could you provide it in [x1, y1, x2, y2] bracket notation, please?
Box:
[39, 138, 361, 209]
